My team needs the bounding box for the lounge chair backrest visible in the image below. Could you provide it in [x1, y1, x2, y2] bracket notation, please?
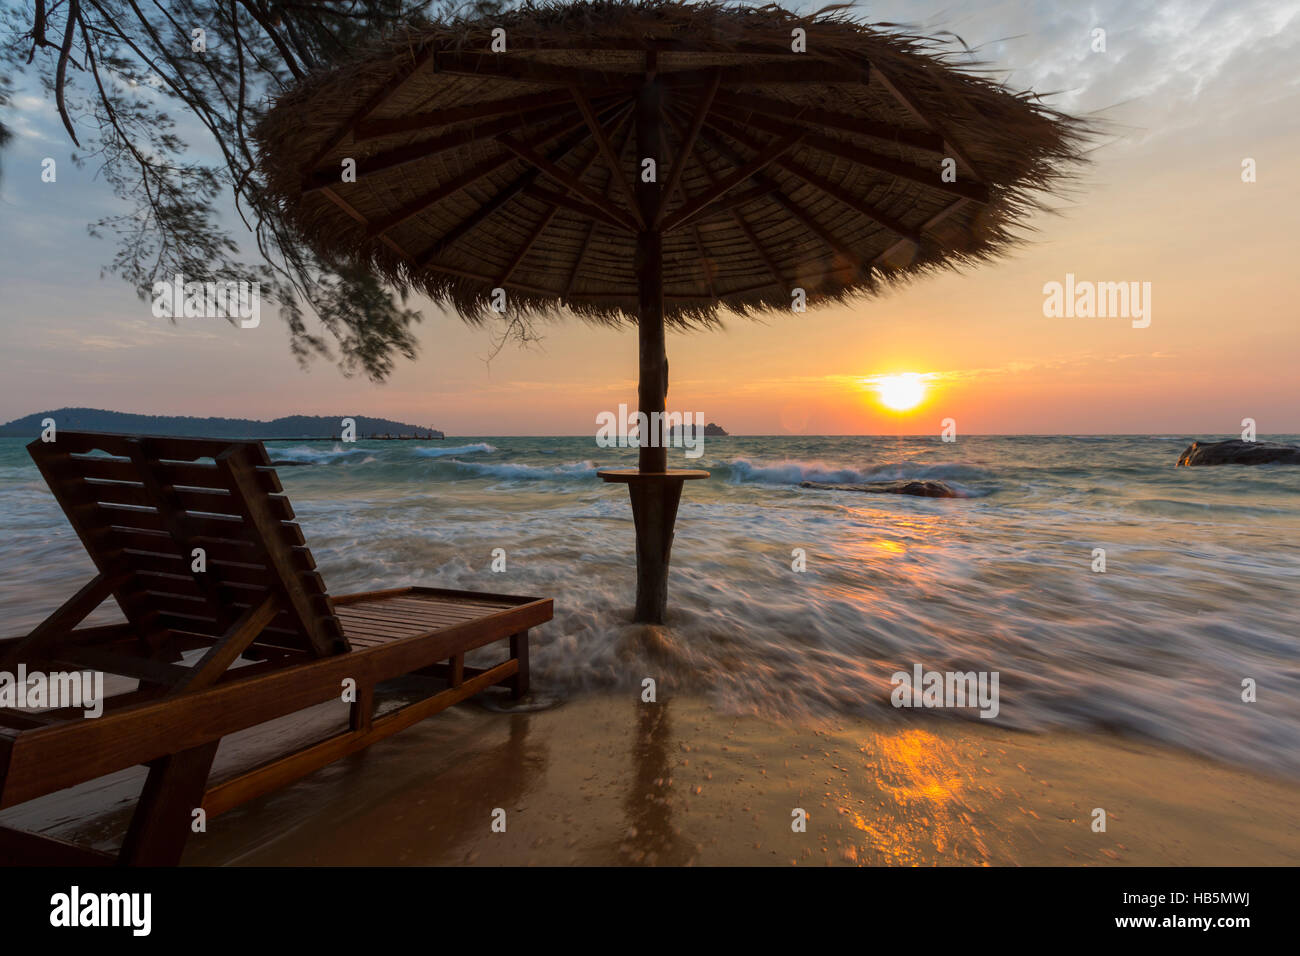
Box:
[27, 431, 349, 657]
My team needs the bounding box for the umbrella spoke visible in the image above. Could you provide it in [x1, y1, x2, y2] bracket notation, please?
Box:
[569, 83, 645, 231]
[354, 89, 581, 142]
[707, 90, 944, 154]
[655, 68, 721, 229]
[657, 61, 869, 89]
[563, 219, 599, 296]
[662, 106, 789, 289]
[691, 118, 863, 279]
[564, 105, 637, 296]
[703, 112, 924, 246]
[301, 100, 585, 193]
[430, 50, 647, 91]
[413, 99, 633, 270]
[868, 63, 989, 183]
[522, 184, 628, 233]
[495, 111, 630, 287]
[493, 207, 559, 288]
[690, 183, 780, 220]
[365, 151, 517, 240]
[688, 222, 717, 299]
[368, 102, 625, 239]
[876, 198, 970, 269]
[298, 46, 435, 174]
[428, 52, 861, 92]
[496, 133, 640, 234]
[711, 107, 989, 204]
[660, 132, 803, 234]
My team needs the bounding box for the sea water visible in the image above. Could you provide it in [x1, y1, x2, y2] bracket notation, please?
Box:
[1, 434, 1296, 775]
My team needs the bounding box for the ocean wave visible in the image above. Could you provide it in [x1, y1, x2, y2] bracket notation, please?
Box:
[1131, 497, 1287, 518]
[447, 459, 598, 481]
[413, 443, 497, 458]
[269, 444, 373, 465]
[721, 457, 995, 486]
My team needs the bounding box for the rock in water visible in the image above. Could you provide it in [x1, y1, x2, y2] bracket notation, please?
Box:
[800, 479, 964, 498]
[1176, 440, 1300, 466]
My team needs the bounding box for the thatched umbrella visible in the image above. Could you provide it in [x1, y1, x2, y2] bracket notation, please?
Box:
[257, 0, 1086, 624]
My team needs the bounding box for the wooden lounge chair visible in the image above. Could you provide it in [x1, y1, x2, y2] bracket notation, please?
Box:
[0, 432, 552, 866]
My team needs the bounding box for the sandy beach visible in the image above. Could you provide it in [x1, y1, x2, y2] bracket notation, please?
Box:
[159, 691, 1298, 866]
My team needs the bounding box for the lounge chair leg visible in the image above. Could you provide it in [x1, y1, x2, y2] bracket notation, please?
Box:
[509, 631, 529, 699]
[349, 681, 374, 733]
[117, 741, 219, 867]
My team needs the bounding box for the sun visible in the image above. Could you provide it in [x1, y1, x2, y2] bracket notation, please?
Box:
[873, 373, 928, 411]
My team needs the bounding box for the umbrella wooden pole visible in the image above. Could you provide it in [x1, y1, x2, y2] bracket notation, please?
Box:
[636, 225, 667, 475]
[636, 66, 667, 474]
[630, 69, 675, 624]
[631, 222, 676, 624]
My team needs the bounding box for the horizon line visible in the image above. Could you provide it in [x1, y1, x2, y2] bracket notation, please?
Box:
[2, 431, 1295, 439]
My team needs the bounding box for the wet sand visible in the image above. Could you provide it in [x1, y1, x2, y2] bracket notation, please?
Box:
[159, 692, 1300, 866]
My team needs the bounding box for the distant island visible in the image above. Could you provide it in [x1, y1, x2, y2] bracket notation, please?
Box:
[667, 422, 729, 438]
[0, 408, 443, 440]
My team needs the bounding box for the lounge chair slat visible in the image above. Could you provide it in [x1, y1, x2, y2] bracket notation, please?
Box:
[337, 617, 471, 636]
[104, 531, 317, 573]
[336, 616, 464, 636]
[123, 551, 274, 585]
[358, 605, 517, 625]
[339, 623, 424, 641]
[93, 503, 255, 540]
[52, 432, 244, 460]
[335, 603, 489, 626]
[364, 595, 520, 615]
[61, 453, 283, 494]
[83, 480, 295, 521]
[142, 588, 334, 638]
[353, 593, 513, 612]
[103, 527, 257, 556]
[334, 613, 426, 633]
[134, 570, 268, 597]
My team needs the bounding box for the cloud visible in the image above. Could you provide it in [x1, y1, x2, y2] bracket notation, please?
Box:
[34, 318, 222, 352]
[864, 0, 1300, 148]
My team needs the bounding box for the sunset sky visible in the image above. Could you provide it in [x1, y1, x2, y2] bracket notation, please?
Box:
[1, 0, 1297, 435]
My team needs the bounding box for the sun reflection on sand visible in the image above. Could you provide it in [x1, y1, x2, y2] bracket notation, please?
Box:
[829, 728, 990, 866]
[875, 729, 965, 805]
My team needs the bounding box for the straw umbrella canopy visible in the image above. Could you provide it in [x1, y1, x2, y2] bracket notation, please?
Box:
[256, 0, 1087, 624]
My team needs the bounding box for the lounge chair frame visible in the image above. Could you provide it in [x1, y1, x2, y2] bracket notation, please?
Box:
[0, 432, 552, 866]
